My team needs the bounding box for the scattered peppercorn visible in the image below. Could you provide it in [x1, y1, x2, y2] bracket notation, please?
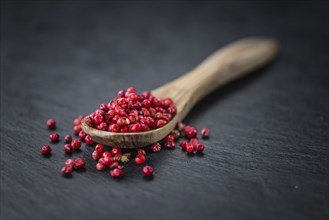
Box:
[41, 145, 52, 156]
[47, 119, 56, 129]
[49, 133, 59, 142]
[142, 165, 154, 177]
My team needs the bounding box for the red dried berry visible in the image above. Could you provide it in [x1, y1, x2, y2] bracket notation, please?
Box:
[111, 147, 121, 155]
[71, 139, 81, 150]
[74, 115, 83, 126]
[164, 135, 175, 149]
[85, 135, 94, 145]
[96, 162, 105, 171]
[183, 125, 197, 138]
[64, 135, 72, 143]
[110, 162, 119, 169]
[102, 151, 111, 158]
[137, 148, 146, 155]
[73, 125, 82, 134]
[112, 154, 122, 162]
[103, 156, 113, 167]
[49, 133, 59, 142]
[47, 119, 56, 129]
[92, 151, 102, 160]
[64, 144, 73, 153]
[142, 165, 154, 177]
[135, 154, 146, 165]
[201, 128, 209, 138]
[41, 145, 52, 155]
[180, 140, 188, 150]
[95, 144, 104, 154]
[190, 138, 198, 148]
[110, 168, 124, 178]
[78, 130, 87, 140]
[151, 142, 162, 152]
[195, 144, 205, 153]
[65, 159, 75, 166]
[61, 164, 73, 176]
[185, 143, 194, 154]
[74, 158, 85, 169]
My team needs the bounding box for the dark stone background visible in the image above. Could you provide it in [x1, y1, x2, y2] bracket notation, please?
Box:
[1, 1, 328, 219]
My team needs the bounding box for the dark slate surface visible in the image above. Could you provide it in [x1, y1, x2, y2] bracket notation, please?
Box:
[1, 1, 328, 220]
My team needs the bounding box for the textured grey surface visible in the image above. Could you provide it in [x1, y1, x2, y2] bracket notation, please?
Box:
[1, 1, 328, 220]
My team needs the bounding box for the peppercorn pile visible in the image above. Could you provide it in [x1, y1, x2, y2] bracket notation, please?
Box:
[84, 87, 177, 132]
[41, 88, 209, 179]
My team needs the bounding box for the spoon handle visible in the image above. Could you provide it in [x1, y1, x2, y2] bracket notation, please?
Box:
[153, 37, 279, 121]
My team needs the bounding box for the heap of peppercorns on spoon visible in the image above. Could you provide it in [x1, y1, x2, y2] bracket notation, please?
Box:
[40, 37, 278, 179]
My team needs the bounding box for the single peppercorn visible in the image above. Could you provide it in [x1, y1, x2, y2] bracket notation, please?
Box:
[195, 144, 205, 153]
[96, 162, 106, 171]
[64, 135, 72, 143]
[95, 144, 104, 154]
[185, 143, 194, 154]
[78, 130, 87, 140]
[41, 145, 52, 156]
[65, 159, 75, 166]
[142, 165, 154, 177]
[135, 154, 146, 165]
[164, 135, 175, 149]
[74, 158, 85, 169]
[61, 165, 73, 176]
[110, 168, 124, 178]
[64, 144, 73, 153]
[49, 133, 59, 142]
[201, 128, 209, 138]
[151, 142, 162, 152]
[47, 119, 56, 129]
[85, 135, 94, 145]
[112, 147, 121, 155]
[71, 139, 82, 150]
[180, 140, 188, 150]
[92, 151, 102, 160]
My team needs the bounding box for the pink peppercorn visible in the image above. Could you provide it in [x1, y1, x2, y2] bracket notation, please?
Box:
[92, 151, 102, 160]
[183, 125, 197, 138]
[64, 135, 72, 143]
[71, 139, 81, 150]
[85, 135, 94, 145]
[49, 133, 59, 142]
[102, 156, 113, 167]
[195, 144, 205, 153]
[137, 148, 146, 155]
[201, 128, 209, 138]
[65, 159, 75, 166]
[78, 130, 87, 140]
[102, 151, 111, 158]
[135, 154, 146, 165]
[142, 165, 154, 177]
[41, 145, 52, 156]
[112, 147, 121, 155]
[180, 140, 188, 150]
[64, 144, 73, 153]
[151, 142, 162, 152]
[185, 143, 194, 154]
[190, 138, 198, 148]
[164, 135, 175, 149]
[96, 163, 105, 171]
[73, 125, 82, 134]
[47, 119, 56, 129]
[95, 144, 104, 154]
[61, 165, 73, 176]
[110, 168, 124, 178]
[74, 158, 85, 169]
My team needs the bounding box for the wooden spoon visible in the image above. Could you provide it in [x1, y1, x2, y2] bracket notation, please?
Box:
[82, 37, 279, 148]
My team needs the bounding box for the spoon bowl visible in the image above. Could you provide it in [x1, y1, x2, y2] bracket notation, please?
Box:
[82, 37, 279, 148]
